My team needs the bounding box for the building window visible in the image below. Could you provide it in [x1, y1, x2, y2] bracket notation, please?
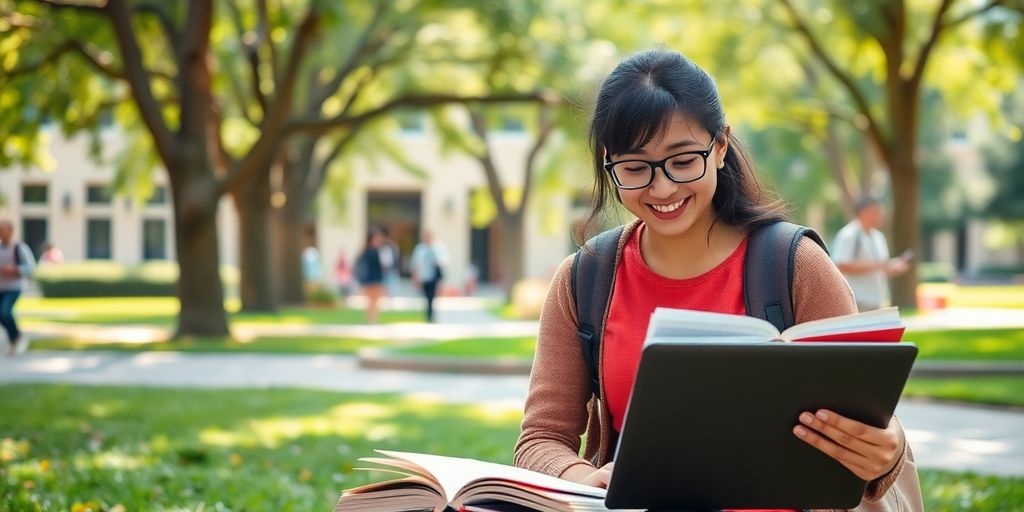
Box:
[142, 218, 167, 260]
[86, 185, 113, 205]
[147, 186, 168, 206]
[22, 185, 48, 204]
[86, 218, 112, 259]
[21, 218, 47, 260]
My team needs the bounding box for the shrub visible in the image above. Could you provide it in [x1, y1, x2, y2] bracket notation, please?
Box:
[35, 261, 238, 298]
[918, 262, 955, 283]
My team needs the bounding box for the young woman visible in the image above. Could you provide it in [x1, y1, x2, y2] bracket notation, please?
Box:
[514, 49, 923, 511]
[356, 228, 387, 324]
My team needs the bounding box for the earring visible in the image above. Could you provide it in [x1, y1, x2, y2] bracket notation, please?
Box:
[717, 161, 725, 169]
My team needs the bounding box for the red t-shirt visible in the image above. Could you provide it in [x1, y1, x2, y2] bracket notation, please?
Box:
[602, 226, 794, 512]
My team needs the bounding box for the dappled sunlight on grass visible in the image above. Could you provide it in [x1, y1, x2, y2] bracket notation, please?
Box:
[31, 335, 397, 354]
[0, 385, 524, 510]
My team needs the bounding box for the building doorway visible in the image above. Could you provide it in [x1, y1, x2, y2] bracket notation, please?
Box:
[366, 191, 421, 276]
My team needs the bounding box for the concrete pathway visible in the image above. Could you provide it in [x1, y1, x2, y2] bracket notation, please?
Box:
[2, 350, 1023, 478]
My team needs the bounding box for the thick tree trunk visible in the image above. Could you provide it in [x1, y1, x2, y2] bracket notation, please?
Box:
[273, 141, 317, 305]
[496, 212, 526, 299]
[232, 171, 278, 312]
[170, 172, 229, 338]
[889, 150, 920, 309]
[887, 83, 921, 309]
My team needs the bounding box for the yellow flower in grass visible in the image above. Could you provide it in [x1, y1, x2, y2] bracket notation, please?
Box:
[229, 453, 243, 466]
[299, 468, 313, 482]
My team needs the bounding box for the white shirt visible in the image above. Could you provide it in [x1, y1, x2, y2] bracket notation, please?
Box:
[832, 220, 890, 309]
[411, 242, 447, 282]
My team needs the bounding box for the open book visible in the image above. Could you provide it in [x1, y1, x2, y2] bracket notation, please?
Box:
[645, 306, 904, 344]
[335, 451, 631, 512]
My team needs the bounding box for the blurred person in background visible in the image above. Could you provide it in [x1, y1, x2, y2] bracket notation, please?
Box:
[39, 242, 64, 265]
[411, 230, 447, 323]
[832, 196, 912, 312]
[356, 228, 387, 324]
[0, 220, 35, 356]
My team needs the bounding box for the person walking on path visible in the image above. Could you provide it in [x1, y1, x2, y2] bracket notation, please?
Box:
[832, 196, 912, 312]
[411, 230, 447, 323]
[0, 220, 35, 356]
[356, 228, 387, 324]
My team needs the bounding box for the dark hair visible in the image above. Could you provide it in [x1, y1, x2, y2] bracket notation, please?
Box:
[854, 195, 882, 213]
[577, 48, 787, 244]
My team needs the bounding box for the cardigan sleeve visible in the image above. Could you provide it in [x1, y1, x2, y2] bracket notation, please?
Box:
[513, 255, 597, 477]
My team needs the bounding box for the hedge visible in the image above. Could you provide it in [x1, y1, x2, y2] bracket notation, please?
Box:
[35, 261, 239, 298]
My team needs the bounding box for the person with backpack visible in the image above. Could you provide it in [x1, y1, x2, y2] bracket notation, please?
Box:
[411, 230, 447, 323]
[0, 220, 35, 356]
[513, 49, 922, 512]
[355, 228, 387, 324]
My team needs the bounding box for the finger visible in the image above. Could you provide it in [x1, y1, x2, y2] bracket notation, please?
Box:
[813, 409, 895, 449]
[798, 412, 882, 458]
[793, 425, 879, 480]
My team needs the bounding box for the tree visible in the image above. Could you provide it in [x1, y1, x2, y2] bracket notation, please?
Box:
[773, 0, 1022, 306]
[4, 0, 322, 336]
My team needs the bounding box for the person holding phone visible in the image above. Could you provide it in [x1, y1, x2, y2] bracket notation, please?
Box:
[832, 196, 912, 312]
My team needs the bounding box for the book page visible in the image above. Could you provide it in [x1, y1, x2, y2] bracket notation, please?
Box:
[646, 307, 779, 341]
[376, 451, 606, 502]
[780, 307, 902, 341]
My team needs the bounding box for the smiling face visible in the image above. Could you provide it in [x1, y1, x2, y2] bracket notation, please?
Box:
[608, 111, 727, 239]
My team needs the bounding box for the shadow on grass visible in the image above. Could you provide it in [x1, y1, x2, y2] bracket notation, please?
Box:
[0, 384, 520, 511]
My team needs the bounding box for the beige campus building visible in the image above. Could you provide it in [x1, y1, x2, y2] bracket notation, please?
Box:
[0, 120, 581, 290]
[0, 119, 1019, 290]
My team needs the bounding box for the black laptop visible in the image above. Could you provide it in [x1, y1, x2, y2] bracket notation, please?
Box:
[604, 342, 917, 510]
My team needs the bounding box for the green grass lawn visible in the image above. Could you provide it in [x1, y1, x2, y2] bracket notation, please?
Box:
[28, 335, 395, 354]
[382, 328, 1024, 362]
[16, 297, 423, 326]
[903, 376, 1024, 408]
[0, 384, 521, 511]
[910, 328, 1024, 361]
[390, 337, 537, 359]
[919, 284, 1024, 309]
[0, 384, 1019, 511]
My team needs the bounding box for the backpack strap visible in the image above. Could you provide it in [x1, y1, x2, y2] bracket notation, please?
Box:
[743, 221, 827, 332]
[571, 225, 625, 397]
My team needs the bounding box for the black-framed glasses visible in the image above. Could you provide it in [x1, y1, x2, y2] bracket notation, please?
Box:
[604, 136, 717, 190]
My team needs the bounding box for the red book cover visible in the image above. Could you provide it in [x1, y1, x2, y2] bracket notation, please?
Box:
[792, 327, 905, 343]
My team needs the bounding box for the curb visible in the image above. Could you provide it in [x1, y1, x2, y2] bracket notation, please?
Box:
[359, 350, 1024, 378]
[357, 347, 531, 375]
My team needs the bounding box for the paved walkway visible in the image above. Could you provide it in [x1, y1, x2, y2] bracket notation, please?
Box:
[2, 350, 1022, 478]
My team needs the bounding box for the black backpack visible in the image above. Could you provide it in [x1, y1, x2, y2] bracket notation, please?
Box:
[571, 221, 827, 396]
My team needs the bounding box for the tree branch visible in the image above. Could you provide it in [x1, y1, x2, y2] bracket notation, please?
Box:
[220, 8, 320, 194]
[136, 1, 179, 48]
[256, 0, 280, 84]
[312, 2, 389, 107]
[909, 0, 955, 90]
[288, 91, 557, 136]
[778, 0, 888, 156]
[308, 126, 363, 194]
[469, 108, 509, 218]
[105, 0, 176, 163]
[519, 105, 555, 215]
[225, 0, 267, 117]
[947, 0, 1004, 28]
[32, 0, 103, 14]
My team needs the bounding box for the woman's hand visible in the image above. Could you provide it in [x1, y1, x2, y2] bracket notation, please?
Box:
[561, 462, 614, 488]
[793, 409, 904, 481]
